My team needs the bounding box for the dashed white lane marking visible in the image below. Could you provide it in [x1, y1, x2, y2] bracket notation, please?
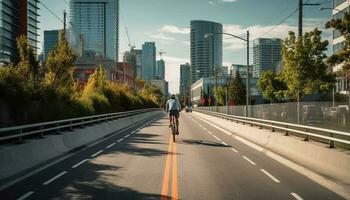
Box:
[221, 141, 228, 146]
[208, 131, 213, 135]
[72, 159, 89, 168]
[203, 127, 208, 131]
[231, 148, 238, 153]
[260, 169, 280, 183]
[213, 135, 220, 141]
[106, 143, 116, 149]
[117, 138, 124, 143]
[17, 191, 34, 200]
[91, 150, 103, 158]
[291, 193, 303, 200]
[243, 156, 256, 165]
[43, 171, 67, 185]
[131, 131, 136, 134]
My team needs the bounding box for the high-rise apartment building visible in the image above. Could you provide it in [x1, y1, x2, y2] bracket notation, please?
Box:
[43, 30, 61, 61]
[332, 0, 349, 93]
[190, 20, 223, 84]
[253, 38, 282, 78]
[0, 0, 40, 64]
[156, 59, 165, 80]
[69, 0, 119, 61]
[141, 42, 156, 81]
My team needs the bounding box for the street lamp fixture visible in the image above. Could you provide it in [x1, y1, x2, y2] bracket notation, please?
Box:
[204, 31, 250, 117]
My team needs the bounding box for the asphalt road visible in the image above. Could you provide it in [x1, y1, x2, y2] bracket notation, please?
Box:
[0, 112, 346, 200]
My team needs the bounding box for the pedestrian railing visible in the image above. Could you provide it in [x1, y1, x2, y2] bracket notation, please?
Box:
[194, 109, 350, 148]
[0, 108, 159, 143]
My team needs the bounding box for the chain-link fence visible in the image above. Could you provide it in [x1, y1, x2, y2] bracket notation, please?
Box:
[197, 102, 350, 133]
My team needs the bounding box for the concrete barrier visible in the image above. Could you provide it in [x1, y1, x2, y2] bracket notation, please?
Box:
[0, 111, 161, 181]
[193, 112, 350, 186]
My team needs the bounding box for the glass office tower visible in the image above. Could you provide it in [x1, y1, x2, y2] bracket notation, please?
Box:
[141, 42, 156, 81]
[70, 0, 119, 61]
[190, 20, 223, 84]
[0, 0, 40, 64]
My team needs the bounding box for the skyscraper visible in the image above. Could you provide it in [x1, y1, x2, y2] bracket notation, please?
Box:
[156, 59, 165, 80]
[0, 0, 40, 64]
[70, 0, 119, 61]
[43, 30, 60, 61]
[180, 63, 191, 103]
[190, 20, 223, 83]
[141, 42, 156, 81]
[253, 38, 282, 78]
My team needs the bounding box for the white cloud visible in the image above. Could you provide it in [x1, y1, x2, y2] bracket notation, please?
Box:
[182, 41, 190, 46]
[222, 0, 238, 2]
[208, 1, 215, 6]
[159, 25, 190, 34]
[145, 33, 175, 41]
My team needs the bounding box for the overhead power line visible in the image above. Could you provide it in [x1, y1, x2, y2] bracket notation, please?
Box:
[39, 1, 64, 24]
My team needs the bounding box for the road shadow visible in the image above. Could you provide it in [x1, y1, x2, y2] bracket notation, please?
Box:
[40, 162, 170, 200]
[177, 139, 231, 148]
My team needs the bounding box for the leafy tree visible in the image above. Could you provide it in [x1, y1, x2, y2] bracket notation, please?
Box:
[325, 12, 350, 70]
[228, 71, 246, 105]
[45, 31, 77, 94]
[257, 71, 286, 102]
[83, 65, 107, 95]
[281, 29, 334, 101]
[16, 35, 42, 89]
[214, 86, 226, 106]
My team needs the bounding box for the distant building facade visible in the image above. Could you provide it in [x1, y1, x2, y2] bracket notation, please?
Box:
[332, 0, 349, 93]
[0, 0, 40, 64]
[43, 30, 60, 61]
[229, 64, 253, 78]
[253, 38, 282, 78]
[156, 59, 165, 80]
[69, 0, 119, 61]
[151, 79, 168, 96]
[190, 20, 223, 83]
[180, 63, 191, 105]
[116, 62, 134, 88]
[141, 42, 156, 81]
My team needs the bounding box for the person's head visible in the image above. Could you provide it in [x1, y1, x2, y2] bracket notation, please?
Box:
[171, 94, 176, 99]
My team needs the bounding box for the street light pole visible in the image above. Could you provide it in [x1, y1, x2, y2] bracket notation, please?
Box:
[246, 30, 250, 117]
[205, 32, 250, 116]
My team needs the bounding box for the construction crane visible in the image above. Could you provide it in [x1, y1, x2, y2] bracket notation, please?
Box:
[159, 50, 166, 59]
[125, 26, 136, 50]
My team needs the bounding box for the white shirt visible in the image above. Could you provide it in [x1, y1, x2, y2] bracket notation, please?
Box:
[166, 98, 180, 111]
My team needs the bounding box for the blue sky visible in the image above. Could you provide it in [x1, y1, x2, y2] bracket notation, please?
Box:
[39, 0, 333, 93]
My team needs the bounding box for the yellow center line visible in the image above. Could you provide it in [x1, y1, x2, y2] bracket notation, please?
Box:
[161, 136, 173, 200]
[171, 141, 179, 200]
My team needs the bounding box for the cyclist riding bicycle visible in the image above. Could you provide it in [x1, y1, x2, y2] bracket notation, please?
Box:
[166, 94, 180, 134]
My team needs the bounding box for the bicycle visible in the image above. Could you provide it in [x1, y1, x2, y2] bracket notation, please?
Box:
[170, 115, 178, 142]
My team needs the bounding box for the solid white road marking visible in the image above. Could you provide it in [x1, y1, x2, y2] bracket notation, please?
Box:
[243, 156, 256, 165]
[260, 169, 280, 183]
[43, 171, 67, 185]
[117, 138, 124, 143]
[17, 191, 34, 200]
[234, 136, 264, 152]
[231, 148, 238, 153]
[106, 143, 116, 149]
[291, 193, 304, 200]
[72, 159, 89, 168]
[91, 150, 103, 158]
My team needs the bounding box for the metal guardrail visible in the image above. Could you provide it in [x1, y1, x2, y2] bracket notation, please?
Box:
[0, 108, 159, 143]
[194, 109, 350, 148]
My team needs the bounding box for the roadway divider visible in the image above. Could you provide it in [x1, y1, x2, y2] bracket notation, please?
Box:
[193, 109, 350, 190]
[0, 109, 161, 181]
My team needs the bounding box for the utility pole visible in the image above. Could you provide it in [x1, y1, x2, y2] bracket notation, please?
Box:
[63, 10, 67, 31]
[298, 1, 321, 37]
[298, 0, 303, 37]
[246, 30, 250, 117]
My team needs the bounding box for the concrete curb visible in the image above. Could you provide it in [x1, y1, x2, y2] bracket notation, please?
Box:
[0, 111, 161, 181]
